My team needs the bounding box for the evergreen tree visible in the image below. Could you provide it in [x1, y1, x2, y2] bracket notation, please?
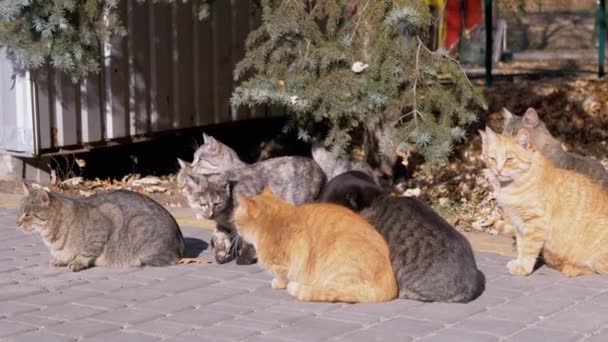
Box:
[0, 0, 210, 80]
[231, 0, 486, 166]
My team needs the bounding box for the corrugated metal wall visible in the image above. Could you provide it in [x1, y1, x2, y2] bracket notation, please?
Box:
[2, 0, 269, 156]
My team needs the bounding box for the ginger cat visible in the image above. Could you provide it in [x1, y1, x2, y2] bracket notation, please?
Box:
[480, 126, 608, 277]
[233, 187, 398, 303]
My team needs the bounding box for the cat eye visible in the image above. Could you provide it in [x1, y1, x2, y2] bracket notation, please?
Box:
[505, 157, 514, 164]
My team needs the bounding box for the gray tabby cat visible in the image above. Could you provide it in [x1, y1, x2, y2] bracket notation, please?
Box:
[192, 133, 246, 174]
[180, 155, 325, 265]
[17, 184, 185, 272]
[311, 142, 379, 184]
[319, 171, 485, 303]
[502, 107, 608, 190]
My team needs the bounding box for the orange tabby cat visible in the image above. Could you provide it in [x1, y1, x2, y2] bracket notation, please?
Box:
[480, 126, 608, 277]
[233, 187, 398, 303]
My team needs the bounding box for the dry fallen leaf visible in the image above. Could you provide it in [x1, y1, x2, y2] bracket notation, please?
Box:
[132, 176, 162, 186]
[143, 185, 168, 193]
[178, 258, 211, 265]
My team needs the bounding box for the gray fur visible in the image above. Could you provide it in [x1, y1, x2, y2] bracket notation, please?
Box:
[501, 107, 608, 190]
[318, 171, 485, 303]
[311, 142, 379, 184]
[182, 156, 326, 265]
[191, 133, 247, 175]
[17, 185, 184, 272]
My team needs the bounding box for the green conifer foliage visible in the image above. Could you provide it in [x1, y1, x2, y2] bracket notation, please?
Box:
[232, 0, 487, 165]
[0, 0, 210, 80]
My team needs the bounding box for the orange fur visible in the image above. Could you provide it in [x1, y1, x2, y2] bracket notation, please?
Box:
[480, 127, 608, 277]
[233, 187, 398, 303]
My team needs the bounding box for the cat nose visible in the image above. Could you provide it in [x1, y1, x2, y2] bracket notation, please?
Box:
[16, 214, 24, 225]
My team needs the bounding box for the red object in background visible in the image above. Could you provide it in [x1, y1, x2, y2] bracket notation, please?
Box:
[445, 0, 483, 52]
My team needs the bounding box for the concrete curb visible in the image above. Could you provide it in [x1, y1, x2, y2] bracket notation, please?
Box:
[0, 192, 514, 257]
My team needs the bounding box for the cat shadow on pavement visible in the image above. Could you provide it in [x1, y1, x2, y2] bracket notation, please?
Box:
[183, 237, 208, 258]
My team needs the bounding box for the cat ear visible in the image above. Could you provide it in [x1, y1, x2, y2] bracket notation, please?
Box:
[261, 186, 274, 196]
[22, 182, 33, 195]
[500, 108, 514, 122]
[522, 108, 540, 128]
[484, 126, 498, 144]
[203, 133, 218, 148]
[515, 128, 532, 150]
[37, 189, 52, 207]
[177, 158, 191, 169]
[478, 129, 486, 144]
[184, 173, 201, 190]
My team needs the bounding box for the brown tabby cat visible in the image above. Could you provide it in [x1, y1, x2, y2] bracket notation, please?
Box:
[480, 126, 608, 277]
[233, 187, 398, 302]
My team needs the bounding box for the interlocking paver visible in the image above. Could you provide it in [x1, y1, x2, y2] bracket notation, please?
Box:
[4, 330, 75, 342]
[262, 317, 360, 340]
[44, 319, 118, 338]
[1, 207, 608, 341]
[504, 327, 583, 342]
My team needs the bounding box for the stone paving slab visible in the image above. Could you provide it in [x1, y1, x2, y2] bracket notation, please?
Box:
[0, 208, 607, 341]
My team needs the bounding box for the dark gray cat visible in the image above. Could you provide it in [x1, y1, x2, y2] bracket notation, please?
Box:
[502, 107, 608, 190]
[319, 171, 485, 303]
[181, 156, 325, 265]
[17, 184, 185, 272]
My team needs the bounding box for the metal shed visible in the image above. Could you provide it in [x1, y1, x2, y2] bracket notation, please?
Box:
[0, 0, 265, 158]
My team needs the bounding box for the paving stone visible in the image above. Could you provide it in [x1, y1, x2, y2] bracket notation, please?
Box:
[243, 308, 313, 325]
[164, 308, 235, 327]
[504, 327, 583, 342]
[263, 317, 361, 341]
[0, 319, 37, 338]
[217, 317, 281, 332]
[584, 330, 608, 342]
[484, 297, 571, 324]
[4, 331, 74, 342]
[85, 330, 162, 342]
[134, 287, 248, 313]
[90, 308, 164, 326]
[126, 318, 197, 337]
[8, 313, 65, 328]
[28, 303, 106, 321]
[212, 277, 271, 292]
[338, 316, 442, 340]
[1, 209, 608, 342]
[72, 296, 129, 310]
[45, 319, 119, 338]
[0, 302, 40, 318]
[421, 328, 499, 342]
[0, 284, 47, 302]
[534, 302, 608, 333]
[16, 289, 101, 306]
[186, 325, 262, 341]
[453, 315, 525, 336]
[399, 301, 489, 324]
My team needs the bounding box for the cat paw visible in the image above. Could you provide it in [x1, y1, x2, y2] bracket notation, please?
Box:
[49, 258, 65, 267]
[67, 261, 88, 272]
[214, 250, 228, 264]
[561, 265, 593, 277]
[271, 277, 287, 289]
[507, 260, 532, 276]
[286, 281, 300, 297]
